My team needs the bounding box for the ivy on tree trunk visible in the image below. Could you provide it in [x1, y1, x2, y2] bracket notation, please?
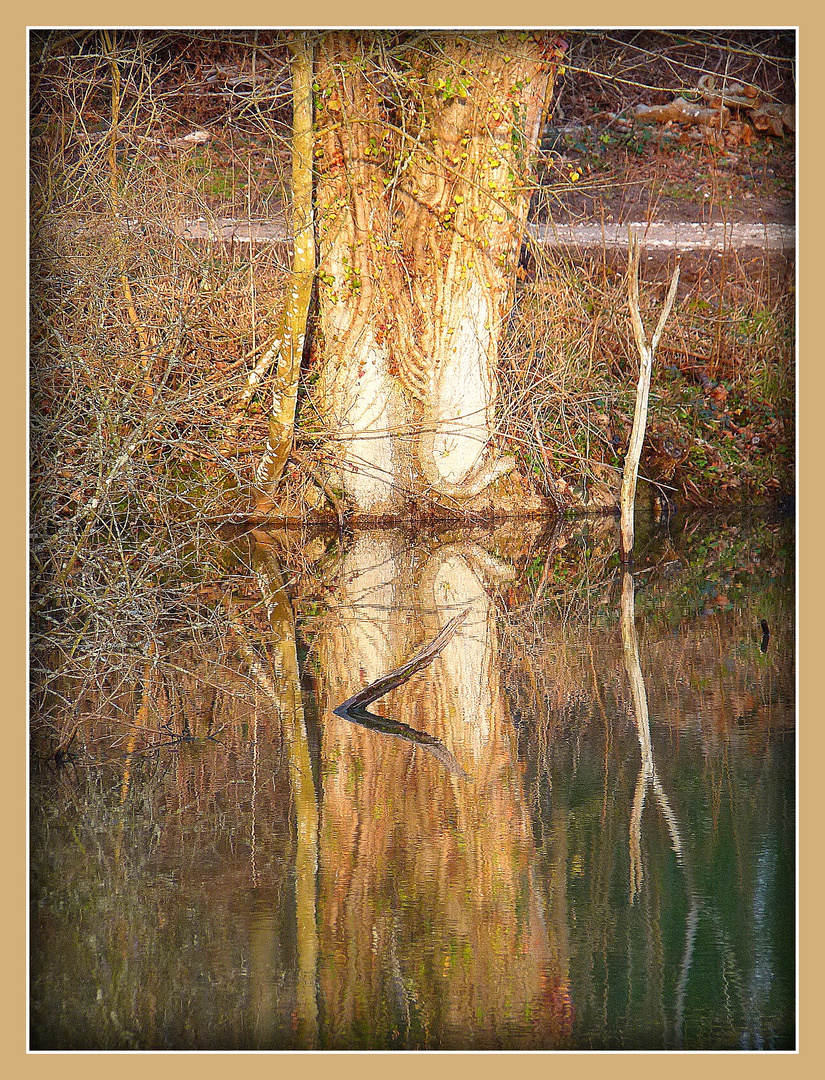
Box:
[309, 31, 563, 514]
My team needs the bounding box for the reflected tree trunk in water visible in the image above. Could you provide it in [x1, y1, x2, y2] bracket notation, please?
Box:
[231, 548, 319, 1046]
[118, 643, 156, 808]
[115, 644, 157, 867]
[308, 533, 571, 1047]
[620, 569, 652, 901]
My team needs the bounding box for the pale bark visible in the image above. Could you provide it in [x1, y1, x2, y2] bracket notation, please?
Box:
[620, 568, 686, 906]
[620, 233, 680, 560]
[311, 32, 559, 513]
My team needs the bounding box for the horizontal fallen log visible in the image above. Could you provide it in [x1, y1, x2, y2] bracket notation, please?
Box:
[631, 77, 794, 138]
[633, 97, 730, 127]
[697, 73, 761, 111]
[529, 221, 794, 252]
[752, 103, 796, 136]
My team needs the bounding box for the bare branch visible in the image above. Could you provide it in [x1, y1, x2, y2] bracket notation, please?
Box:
[335, 608, 471, 715]
[651, 265, 681, 355]
[620, 233, 680, 560]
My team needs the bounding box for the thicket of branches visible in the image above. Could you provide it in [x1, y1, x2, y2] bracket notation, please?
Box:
[30, 30, 795, 752]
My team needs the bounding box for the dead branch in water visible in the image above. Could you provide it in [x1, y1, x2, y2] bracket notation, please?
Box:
[334, 608, 471, 715]
[333, 608, 472, 780]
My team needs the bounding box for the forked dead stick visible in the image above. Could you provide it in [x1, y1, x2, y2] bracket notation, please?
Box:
[620, 233, 680, 561]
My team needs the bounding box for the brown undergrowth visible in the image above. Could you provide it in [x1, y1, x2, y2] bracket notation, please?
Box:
[499, 239, 794, 511]
[30, 31, 794, 754]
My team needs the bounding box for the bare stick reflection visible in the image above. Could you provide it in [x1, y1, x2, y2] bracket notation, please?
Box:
[620, 567, 698, 1046]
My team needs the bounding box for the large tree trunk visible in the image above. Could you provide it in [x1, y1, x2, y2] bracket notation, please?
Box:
[310, 32, 560, 514]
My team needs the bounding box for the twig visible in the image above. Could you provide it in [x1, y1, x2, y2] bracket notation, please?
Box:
[102, 30, 154, 400]
[292, 451, 344, 528]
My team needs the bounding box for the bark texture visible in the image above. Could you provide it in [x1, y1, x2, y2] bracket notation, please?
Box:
[311, 32, 559, 513]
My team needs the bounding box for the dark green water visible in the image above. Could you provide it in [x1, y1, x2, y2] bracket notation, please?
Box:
[30, 510, 795, 1050]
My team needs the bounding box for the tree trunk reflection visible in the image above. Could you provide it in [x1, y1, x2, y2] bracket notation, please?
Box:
[303, 532, 571, 1048]
[232, 546, 319, 1046]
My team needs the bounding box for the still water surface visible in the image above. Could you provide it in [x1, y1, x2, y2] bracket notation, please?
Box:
[31, 511, 795, 1050]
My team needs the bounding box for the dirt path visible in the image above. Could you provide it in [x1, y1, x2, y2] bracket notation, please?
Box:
[159, 216, 794, 253]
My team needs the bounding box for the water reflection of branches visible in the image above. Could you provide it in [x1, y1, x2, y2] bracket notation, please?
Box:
[309, 530, 572, 1047]
[620, 566, 700, 1046]
[621, 568, 685, 900]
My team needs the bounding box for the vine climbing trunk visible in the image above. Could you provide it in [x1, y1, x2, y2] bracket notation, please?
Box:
[246, 34, 315, 504]
[309, 32, 563, 515]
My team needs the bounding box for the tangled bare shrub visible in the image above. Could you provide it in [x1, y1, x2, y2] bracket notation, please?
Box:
[30, 31, 301, 750]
